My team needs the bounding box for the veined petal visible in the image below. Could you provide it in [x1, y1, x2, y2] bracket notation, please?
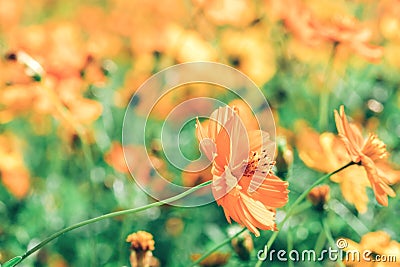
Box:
[208, 106, 235, 140]
[361, 155, 396, 206]
[242, 174, 289, 208]
[196, 118, 217, 161]
[222, 110, 249, 175]
[215, 190, 277, 237]
[240, 193, 277, 234]
[212, 166, 239, 201]
[334, 106, 364, 160]
[248, 130, 274, 154]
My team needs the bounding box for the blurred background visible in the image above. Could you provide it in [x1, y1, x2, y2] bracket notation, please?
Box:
[0, 0, 400, 266]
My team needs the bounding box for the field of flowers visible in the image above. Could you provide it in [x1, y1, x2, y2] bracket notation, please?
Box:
[1, 0, 400, 266]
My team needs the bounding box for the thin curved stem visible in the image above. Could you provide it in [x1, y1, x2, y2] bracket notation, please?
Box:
[190, 228, 247, 267]
[254, 161, 355, 267]
[318, 42, 337, 131]
[2, 181, 212, 267]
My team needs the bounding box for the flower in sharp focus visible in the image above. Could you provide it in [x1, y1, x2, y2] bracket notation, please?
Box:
[334, 105, 396, 207]
[126, 231, 159, 267]
[196, 106, 289, 236]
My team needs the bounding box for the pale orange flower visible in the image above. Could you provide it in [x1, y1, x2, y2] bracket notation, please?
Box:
[219, 28, 276, 86]
[312, 16, 384, 62]
[296, 122, 399, 213]
[343, 231, 400, 266]
[267, 0, 321, 45]
[268, 0, 383, 62]
[196, 106, 289, 236]
[105, 142, 164, 177]
[334, 105, 396, 206]
[193, 0, 257, 28]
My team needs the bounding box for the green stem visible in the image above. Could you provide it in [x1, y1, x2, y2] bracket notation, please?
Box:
[190, 228, 247, 267]
[2, 180, 212, 267]
[314, 229, 327, 256]
[321, 217, 345, 267]
[287, 229, 294, 267]
[318, 91, 330, 131]
[318, 43, 337, 131]
[254, 161, 355, 267]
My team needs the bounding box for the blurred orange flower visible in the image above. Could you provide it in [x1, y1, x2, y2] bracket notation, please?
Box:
[193, 0, 258, 27]
[191, 252, 230, 267]
[108, 0, 187, 55]
[2, 48, 104, 142]
[104, 142, 168, 188]
[164, 24, 217, 62]
[0, 0, 23, 32]
[196, 106, 288, 236]
[307, 185, 330, 210]
[220, 28, 276, 86]
[268, 0, 383, 62]
[343, 231, 400, 266]
[228, 99, 259, 132]
[335, 105, 396, 207]
[0, 134, 30, 199]
[268, 0, 320, 45]
[313, 16, 383, 62]
[182, 160, 213, 187]
[105, 142, 131, 174]
[231, 230, 254, 261]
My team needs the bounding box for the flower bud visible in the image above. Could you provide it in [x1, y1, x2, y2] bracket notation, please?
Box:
[126, 231, 158, 267]
[231, 231, 254, 261]
[307, 185, 330, 211]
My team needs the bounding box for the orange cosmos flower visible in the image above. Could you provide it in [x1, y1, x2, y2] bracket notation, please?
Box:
[312, 16, 384, 62]
[220, 28, 276, 86]
[196, 106, 289, 236]
[126, 231, 159, 267]
[342, 231, 400, 266]
[296, 122, 399, 213]
[334, 105, 396, 206]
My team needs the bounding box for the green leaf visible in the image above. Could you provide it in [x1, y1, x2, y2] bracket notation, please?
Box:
[2, 256, 23, 267]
